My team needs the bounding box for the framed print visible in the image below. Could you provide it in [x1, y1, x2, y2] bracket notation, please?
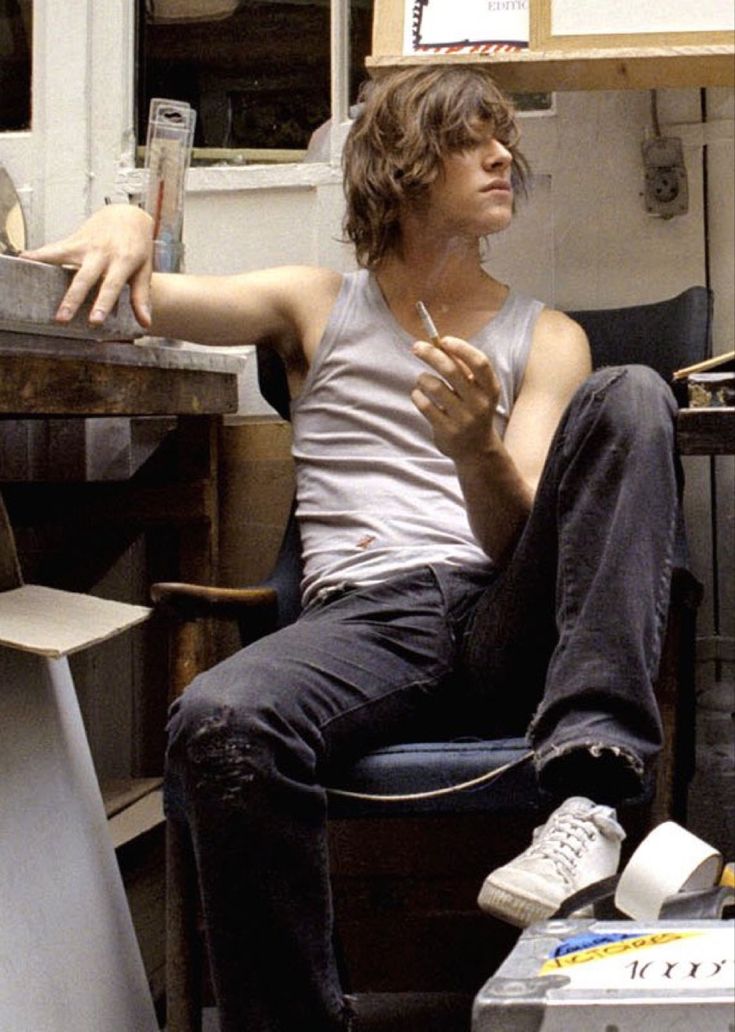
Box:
[532, 0, 735, 50]
[373, 0, 530, 58]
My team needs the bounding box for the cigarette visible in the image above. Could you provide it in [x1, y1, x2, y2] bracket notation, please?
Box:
[416, 300, 441, 346]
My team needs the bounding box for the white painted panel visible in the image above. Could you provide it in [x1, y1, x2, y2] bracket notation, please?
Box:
[30, 2, 92, 241]
[184, 187, 319, 273]
[183, 187, 322, 414]
[706, 91, 735, 355]
[552, 0, 734, 36]
[182, 181, 358, 414]
[315, 179, 358, 272]
[88, 1, 136, 210]
[548, 90, 706, 311]
[0, 650, 158, 1032]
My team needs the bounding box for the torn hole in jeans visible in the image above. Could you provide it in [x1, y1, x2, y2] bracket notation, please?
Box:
[186, 707, 256, 808]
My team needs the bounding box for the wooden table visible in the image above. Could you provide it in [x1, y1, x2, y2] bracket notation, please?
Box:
[0, 328, 244, 773]
[0, 330, 242, 416]
[0, 332, 243, 796]
[676, 407, 735, 455]
[0, 331, 243, 586]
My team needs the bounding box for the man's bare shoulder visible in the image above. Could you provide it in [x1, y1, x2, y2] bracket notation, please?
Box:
[530, 306, 592, 375]
[514, 306, 592, 410]
[535, 307, 590, 351]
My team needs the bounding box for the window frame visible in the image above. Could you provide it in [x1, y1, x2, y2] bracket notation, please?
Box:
[0, 1, 138, 243]
[119, 0, 355, 199]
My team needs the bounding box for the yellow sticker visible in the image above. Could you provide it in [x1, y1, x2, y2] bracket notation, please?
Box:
[540, 930, 700, 974]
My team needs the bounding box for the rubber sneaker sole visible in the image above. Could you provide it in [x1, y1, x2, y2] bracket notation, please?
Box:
[477, 879, 558, 927]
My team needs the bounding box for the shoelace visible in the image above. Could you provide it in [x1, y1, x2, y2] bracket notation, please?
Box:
[525, 810, 600, 884]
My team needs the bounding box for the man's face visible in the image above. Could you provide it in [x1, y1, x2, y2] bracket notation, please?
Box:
[425, 124, 515, 239]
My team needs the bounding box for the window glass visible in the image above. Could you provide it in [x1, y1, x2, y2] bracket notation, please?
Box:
[0, 0, 32, 131]
[514, 92, 553, 113]
[137, 0, 374, 161]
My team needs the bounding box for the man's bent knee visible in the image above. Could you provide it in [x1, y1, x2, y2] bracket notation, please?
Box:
[578, 364, 676, 442]
[166, 664, 321, 817]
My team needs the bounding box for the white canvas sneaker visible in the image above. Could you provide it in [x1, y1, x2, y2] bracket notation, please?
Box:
[477, 796, 625, 927]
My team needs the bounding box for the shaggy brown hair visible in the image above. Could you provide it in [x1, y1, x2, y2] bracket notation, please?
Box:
[342, 66, 529, 269]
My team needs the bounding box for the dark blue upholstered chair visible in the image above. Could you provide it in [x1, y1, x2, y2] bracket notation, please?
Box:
[155, 287, 710, 1030]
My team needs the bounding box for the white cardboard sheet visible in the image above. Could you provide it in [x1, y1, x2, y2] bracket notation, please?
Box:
[0, 584, 150, 657]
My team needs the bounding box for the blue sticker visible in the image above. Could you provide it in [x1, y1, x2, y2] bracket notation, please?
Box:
[552, 931, 638, 958]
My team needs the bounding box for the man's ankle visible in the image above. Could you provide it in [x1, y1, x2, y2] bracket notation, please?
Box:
[538, 745, 644, 807]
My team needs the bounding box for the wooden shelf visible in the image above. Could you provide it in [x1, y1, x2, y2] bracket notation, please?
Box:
[366, 44, 735, 92]
[102, 777, 165, 849]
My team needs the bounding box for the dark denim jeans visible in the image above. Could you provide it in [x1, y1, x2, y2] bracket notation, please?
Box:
[165, 365, 680, 1031]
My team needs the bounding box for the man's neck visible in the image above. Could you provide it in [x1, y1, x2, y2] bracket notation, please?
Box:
[374, 238, 508, 342]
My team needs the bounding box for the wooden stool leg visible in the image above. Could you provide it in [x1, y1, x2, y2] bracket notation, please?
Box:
[163, 611, 215, 1031]
[166, 819, 204, 1032]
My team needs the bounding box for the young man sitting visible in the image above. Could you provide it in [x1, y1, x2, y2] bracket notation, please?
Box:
[27, 66, 680, 1032]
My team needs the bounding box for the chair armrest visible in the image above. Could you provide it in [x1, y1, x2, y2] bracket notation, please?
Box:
[151, 582, 280, 700]
[151, 581, 277, 620]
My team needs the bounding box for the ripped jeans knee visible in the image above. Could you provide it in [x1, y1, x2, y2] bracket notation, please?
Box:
[184, 705, 257, 803]
[164, 671, 280, 821]
[164, 696, 252, 820]
[164, 670, 323, 824]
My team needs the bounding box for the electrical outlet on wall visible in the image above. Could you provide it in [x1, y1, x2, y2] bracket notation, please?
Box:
[642, 136, 689, 219]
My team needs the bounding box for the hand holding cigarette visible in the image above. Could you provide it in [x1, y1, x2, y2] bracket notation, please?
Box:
[415, 300, 476, 383]
[410, 321, 500, 464]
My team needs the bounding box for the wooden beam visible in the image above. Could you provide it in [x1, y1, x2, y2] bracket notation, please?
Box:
[2, 480, 213, 528]
[366, 45, 735, 92]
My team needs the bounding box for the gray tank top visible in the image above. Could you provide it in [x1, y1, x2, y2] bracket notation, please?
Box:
[291, 269, 543, 604]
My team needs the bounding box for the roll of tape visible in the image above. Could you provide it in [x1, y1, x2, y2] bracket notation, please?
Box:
[615, 821, 723, 921]
[658, 884, 735, 919]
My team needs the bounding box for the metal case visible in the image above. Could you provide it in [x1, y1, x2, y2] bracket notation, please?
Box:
[473, 919, 735, 1031]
